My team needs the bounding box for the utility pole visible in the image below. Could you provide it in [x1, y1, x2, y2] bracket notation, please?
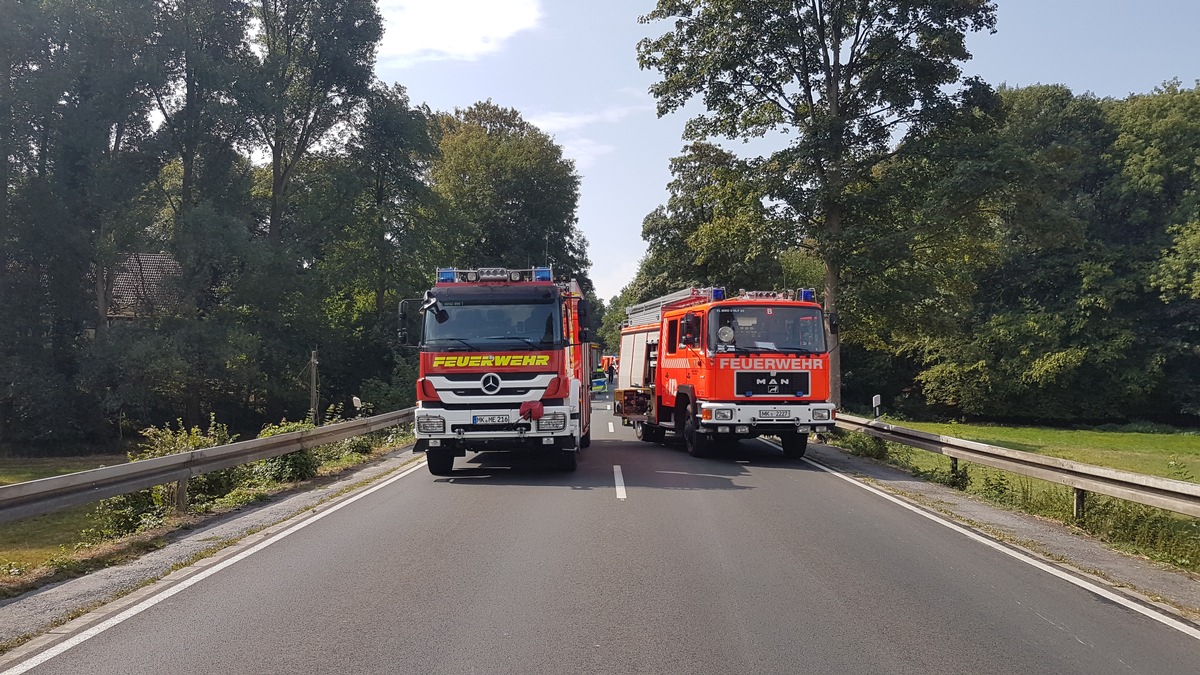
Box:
[310, 350, 319, 426]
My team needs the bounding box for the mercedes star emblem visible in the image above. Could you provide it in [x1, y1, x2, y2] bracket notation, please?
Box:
[480, 373, 502, 395]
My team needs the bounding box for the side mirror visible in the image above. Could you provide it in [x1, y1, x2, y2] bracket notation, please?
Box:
[580, 328, 591, 342]
[398, 300, 410, 343]
[578, 298, 592, 328]
[681, 312, 699, 346]
[828, 312, 840, 335]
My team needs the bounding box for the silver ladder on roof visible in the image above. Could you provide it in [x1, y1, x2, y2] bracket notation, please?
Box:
[624, 287, 720, 327]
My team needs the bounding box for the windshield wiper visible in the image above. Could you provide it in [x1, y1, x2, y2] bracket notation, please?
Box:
[480, 336, 548, 351]
[424, 338, 480, 351]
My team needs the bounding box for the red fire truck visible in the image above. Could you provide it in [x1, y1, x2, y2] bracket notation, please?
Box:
[614, 287, 837, 458]
[400, 266, 595, 475]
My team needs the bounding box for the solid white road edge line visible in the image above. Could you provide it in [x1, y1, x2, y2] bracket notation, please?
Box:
[1, 461, 430, 675]
[614, 465, 627, 500]
[765, 441, 1200, 642]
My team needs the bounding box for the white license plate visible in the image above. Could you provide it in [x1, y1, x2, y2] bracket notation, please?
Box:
[473, 415, 509, 424]
[759, 410, 791, 419]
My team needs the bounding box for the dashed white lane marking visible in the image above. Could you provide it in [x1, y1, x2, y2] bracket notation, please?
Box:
[1, 462, 430, 675]
[765, 441, 1200, 642]
[608, 421, 615, 433]
[614, 465, 627, 500]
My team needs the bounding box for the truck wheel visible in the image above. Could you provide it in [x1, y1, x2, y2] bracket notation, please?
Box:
[426, 449, 454, 476]
[635, 421, 652, 442]
[559, 449, 577, 471]
[684, 414, 713, 458]
[781, 432, 809, 459]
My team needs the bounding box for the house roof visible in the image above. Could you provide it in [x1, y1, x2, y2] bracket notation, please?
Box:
[109, 253, 181, 318]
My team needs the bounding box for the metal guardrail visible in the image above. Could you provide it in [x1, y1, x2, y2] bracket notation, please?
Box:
[836, 413, 1200, 519]
[0, 408, 416, 524]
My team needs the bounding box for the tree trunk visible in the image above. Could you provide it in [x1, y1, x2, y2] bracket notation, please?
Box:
[824, 205, 843, 408]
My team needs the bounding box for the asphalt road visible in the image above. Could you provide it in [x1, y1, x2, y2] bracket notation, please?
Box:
[4, 400, 1198, 674]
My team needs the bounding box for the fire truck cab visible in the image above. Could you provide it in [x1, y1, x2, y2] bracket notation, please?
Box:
[615, 287, 836, 458]
[402, 266, 595, 475]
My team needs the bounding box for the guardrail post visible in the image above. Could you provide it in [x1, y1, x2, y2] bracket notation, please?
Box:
[950, 457, 958, 474]
[1073, 487, 1087, 521]
[174, 478, 189, 513]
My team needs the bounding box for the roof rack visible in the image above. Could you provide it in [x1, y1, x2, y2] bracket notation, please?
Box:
[625, 287, 725, 327]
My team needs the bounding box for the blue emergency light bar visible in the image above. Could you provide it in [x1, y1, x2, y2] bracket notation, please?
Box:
[801, 288, 815, 302]
[435, 266, 553, 284]
[711, 288, 725, 300]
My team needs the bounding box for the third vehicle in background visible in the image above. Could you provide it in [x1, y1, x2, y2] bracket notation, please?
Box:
[613, 287, 837, 458]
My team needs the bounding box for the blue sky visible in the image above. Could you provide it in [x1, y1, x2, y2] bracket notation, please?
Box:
[373, 0, 1200, 302]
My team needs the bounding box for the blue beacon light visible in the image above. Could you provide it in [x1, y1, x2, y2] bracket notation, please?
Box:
[437, 269, 456, 283]
[711, 288, 725, 300]
[533, 267, 552, 281]
[801, 288, 815, 302]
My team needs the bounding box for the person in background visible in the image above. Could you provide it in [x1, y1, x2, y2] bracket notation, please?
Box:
[606, 361, 616, 386]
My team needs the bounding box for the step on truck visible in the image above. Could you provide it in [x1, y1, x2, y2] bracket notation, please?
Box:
[614, 286, 837, 458]
[400, 266, 595, 475]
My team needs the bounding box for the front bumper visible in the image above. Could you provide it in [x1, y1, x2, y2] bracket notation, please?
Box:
[414, 404, 577, 453]
[697, 401, 835, 437]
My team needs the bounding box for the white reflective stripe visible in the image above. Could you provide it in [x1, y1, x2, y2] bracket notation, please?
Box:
[435, 391, 547, 404]
[426, 374, 556, 389]
[427, 373, 557, 404]
[421, 407, 570, 426]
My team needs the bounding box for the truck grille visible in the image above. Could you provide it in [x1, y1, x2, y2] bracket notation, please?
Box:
[734, 371, 810, 397]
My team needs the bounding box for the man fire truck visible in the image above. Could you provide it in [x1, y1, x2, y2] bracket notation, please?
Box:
[400, 266, 595, 475]
[614, 287, 837, 459]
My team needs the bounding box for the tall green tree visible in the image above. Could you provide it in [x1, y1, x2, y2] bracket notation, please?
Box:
[638, 142, 788, 295]
[638, 0, 998, 404]
[429, 100, 592, 290]
[241, 0, 382, 244]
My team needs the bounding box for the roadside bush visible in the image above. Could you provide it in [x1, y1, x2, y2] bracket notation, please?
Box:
[88, 416, 238, 538]
[250, 421, 320, 483]
[921, 463, 971, 491]
[832, 429, 890, 461]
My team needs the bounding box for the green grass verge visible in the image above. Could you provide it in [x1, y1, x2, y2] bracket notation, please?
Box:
[830, 428, 1200, 573]
[888, 420, 1200, 481]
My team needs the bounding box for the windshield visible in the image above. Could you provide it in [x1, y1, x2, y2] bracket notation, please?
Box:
[708, 305, 826, 354]
[423, 300, 561, 350]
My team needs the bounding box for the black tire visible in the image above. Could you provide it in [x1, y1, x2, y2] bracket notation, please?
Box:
[781, 432, 809, 459]
[634, 421, 647, 441]
[683, 412, 713, 458]
[580, 429, 591, 449]
[426, 449, 454, 475]
[559, 449, 578, 471]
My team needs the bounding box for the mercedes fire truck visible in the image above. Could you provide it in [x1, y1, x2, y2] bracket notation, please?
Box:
[614, 287, 837, 458]
[401, 266, 595, 475]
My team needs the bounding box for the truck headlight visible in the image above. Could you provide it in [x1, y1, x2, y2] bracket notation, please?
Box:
[416, 416, 445, 433]
[537, 412, 567, 432]
[812, 409, 831, 421]
[714, 408, 733, 421]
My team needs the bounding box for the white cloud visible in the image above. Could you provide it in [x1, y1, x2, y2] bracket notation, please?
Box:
[526, 104, 653, 169]
[377, 0, 542, 67]
[527, 104, 652, 134]
[557, 137, 614, 171]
